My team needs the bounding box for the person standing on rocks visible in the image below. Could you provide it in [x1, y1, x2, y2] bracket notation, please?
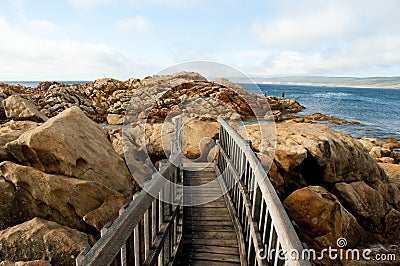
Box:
[281, 90, 285, 99]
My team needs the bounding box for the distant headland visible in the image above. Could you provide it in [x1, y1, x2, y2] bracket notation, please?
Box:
[242, 76, 400, 89]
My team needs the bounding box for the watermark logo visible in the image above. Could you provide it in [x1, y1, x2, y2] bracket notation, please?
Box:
[336, 237, 347, 248]
[257, 237, 397, 262]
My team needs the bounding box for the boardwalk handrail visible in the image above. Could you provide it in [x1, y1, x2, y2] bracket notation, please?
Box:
[216, 117, 311, 266]
[76, 117, 183, 266]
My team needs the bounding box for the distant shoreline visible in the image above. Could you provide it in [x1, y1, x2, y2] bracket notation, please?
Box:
[254, 82, 400, 90]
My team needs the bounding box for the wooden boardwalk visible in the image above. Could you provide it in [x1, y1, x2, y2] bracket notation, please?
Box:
[174, 163, 241, 265]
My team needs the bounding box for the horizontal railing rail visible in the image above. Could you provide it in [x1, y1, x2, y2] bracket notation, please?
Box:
[216, 117, 311, 266]
[76, 118, 183, 266]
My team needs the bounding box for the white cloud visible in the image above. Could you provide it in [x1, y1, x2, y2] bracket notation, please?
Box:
[247, 0, 400, 76]
[0, 16, 152, 80]
[115, 16, 151, 34]
[252, 2, 356, 50]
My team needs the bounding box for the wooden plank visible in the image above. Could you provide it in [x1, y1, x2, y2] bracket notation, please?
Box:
[188, 221, 235, 226]
[184, 232, 238, 240]
[181, 238, 239, 246]
[190, 260, 240, 266]
[190, 252, 240, 262]
[181, 244, 239, 255]
[184, 216, 232, 221]
[183, 225, 235, 232]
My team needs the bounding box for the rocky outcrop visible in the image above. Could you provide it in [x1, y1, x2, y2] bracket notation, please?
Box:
[284, 186, 369, 249]
[0, 161, 127, 232]
[2, 96, 48, 122]
[0, 218, 90, 266]
[247, 123, 388, 190]
[127, 73, 275, 122]
[266, 96, 305, 114]
[286, 113, 360, 125]
[244, 122, 400, 250]
[358, 137, 399, 164]
[84, 78, 140, 115]
[38, 84, 101, 122]
[6, 107, 134, 196]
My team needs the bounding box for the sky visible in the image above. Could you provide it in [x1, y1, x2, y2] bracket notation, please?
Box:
[0, 0, 399, 80]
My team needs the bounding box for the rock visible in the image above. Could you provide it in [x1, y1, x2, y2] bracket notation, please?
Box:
[0, 218, 90, 266]
[0, 161, 127, 232]
[370, 180, 400, 211]
[376, 157, 395, 164]
[245, 123, 388, 194]
[6, 106, 134, 197]
[379, 163, 400, 180]
[0, 92, 8, 119]
[284, 186, 368, 249]
[38, 84, 101, 122]
[384, 209, 400, 243]
[304, 113, 358, 125]
[333, 181, 389, 233]
[181, 118, 219, 159]
[265, 96, 305, 114]
[0, 261, 51, 266]
[108, 128, 124, 157]
[2, 96, 48, 122]
[0, 120, 39, 162]
[207, 145, 218, 162]
[256, 153, 285, 195]
[370, 146, 392, 158]
[195, 137, 215, 162]
[358, 137, 383, 152]
[106, 114, 124, 125]
[85, 78, 129, 112]
[144, 122, 176, 159]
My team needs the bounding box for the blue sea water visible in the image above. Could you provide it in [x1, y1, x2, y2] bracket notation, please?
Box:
[241, 84, 400, 140]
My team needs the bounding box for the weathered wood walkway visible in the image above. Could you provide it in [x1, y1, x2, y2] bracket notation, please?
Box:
[174, 163, 241, 265]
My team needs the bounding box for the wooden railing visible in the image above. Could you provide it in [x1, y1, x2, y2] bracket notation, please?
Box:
[76, 118, 183, 266]
[216, 117, 311, 266]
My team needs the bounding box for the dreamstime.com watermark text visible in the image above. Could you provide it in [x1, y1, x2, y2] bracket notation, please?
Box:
[257, 238, 397, 262]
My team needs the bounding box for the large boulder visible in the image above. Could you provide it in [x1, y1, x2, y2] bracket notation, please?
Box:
[333, 181, 390, 233]
[181, 118, 219, 159]
[0, 161, 127, 232]
[2, 95, 48, 122]
[0, 218, 90, 266]
[6, 106, 134, 196]
[284, 186, 369, 249]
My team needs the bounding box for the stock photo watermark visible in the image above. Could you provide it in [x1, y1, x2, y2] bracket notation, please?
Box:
[257, 237, 397, 262]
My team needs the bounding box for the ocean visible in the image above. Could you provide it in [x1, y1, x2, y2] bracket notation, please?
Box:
[2, 81, 399, 140]
[242, 84, 400, 140]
